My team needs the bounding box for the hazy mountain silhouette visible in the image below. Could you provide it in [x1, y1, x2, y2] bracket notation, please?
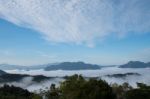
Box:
[0, 70, 6, 75]
[44, 62, 101, 70]
[119, 61, 150, 68]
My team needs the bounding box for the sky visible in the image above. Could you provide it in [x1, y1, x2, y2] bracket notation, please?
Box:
[0, 0, 150, 66]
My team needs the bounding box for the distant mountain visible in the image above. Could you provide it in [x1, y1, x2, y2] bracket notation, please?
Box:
[44, 62, 101, 71]
[0, 63, 51, 70]
[0, 70, 6, 75]
[0, 64, 22, 70]
[119, 61, 150, 68]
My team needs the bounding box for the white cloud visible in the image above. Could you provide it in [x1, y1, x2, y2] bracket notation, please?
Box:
[0, 0, 150, 46]
[5, 67, 150, 89]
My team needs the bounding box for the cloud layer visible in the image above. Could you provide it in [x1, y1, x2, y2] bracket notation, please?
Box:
[0, 0, 150, 46]
[5, 67, 150, 90]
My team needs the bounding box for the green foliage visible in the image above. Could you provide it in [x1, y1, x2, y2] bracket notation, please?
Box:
[59, 74, 116, 99]
[31, 94, 43, 99]
[125, 83, 150, 99]
[137, 83, 150, 89]
[125, 89, 150, 99]
[111, 82, 132, 99]
[0, 84, 42, 99]
[46, 84, 60, 99]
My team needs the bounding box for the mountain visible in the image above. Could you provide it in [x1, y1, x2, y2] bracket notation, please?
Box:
[0, 70, 7, 75]
[119, 61, 150, 68]
[0, 64, 22, 70]
[44, 62, 101, 70]
[0, 64, 50, 70]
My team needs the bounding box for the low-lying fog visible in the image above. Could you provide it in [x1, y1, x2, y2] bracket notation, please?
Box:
[4, 67, 150, 92]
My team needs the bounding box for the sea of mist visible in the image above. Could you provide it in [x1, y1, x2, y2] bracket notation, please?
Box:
[3, 67, 150, 92]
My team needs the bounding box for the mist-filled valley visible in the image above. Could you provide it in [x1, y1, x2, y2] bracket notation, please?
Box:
[0, 62, 150, 99]
[1, 66, 149, 92]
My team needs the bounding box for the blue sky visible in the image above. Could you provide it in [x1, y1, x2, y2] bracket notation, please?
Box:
[0, 0, 150, 65]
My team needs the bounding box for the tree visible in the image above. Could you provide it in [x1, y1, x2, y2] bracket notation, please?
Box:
[125, 89, 150, 99]
[46, 84, 60, 99]
[0, 84, 42, 99]
[59, 75, 116, 99]
[137, 83, 150, 89]
[125, 83, 150, 99]
[111, 82, 132, 99]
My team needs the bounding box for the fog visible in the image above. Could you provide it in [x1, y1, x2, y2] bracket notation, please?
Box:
[0, 76, 64, 92]
[3, 67, 150, 92]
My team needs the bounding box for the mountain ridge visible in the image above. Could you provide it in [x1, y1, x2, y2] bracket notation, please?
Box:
[44, 61, 101, 70]
[119, 61, 150, 68]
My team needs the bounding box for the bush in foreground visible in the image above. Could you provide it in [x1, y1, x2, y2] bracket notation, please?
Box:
[0, 84, 42, 99]
[47, 75, 116, 99]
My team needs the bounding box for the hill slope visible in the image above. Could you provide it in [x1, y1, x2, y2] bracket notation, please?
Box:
[45, 62, 100, 70]
[0, 64, 48, 70]
[119, 61, 150, 68]
[0, 70, 6, 75]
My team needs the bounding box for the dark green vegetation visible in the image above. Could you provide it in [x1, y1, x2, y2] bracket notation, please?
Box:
[45, 74, 116, 99]
[111, 82, 150, 99]
[45, 75, 150, 99]
[45, 62, 100, 70]
[105, 73, 141, 78]
[0, 75, 149, 99]
[60, 75, 116, 99]
[125, 83, 150, 99]
[119, 61, 150, 68]
[0, 84, 42, 99]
